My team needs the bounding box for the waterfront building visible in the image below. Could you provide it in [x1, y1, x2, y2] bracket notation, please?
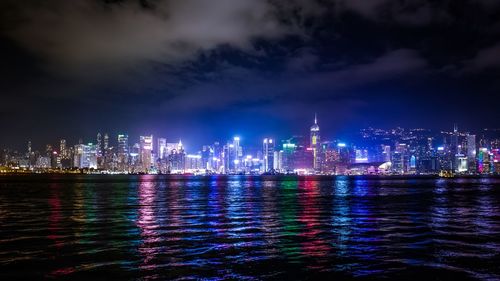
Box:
[117, 134, 129, 172]
[391, 151, 404, 174]
[450, 124, 459, 170]
[281, 141, 296, 173]
[104, 133, 109, 150]
[139, 135, 153, 173]
[73, 143, 98, 169]
[168, 140, 185, 173]
[262, 138, 275, 172]
[185, 154, 202, 172]
[36, 156, 51, 169]
[157, 138, 167, 159]
[310, 114, 321, 171]
[467, 134, 476, 173]
[59, 139, 67, 159]
[97, 133, 102, 157]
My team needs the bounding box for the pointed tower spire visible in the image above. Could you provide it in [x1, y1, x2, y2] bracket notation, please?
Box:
[314, 113, 317, 125]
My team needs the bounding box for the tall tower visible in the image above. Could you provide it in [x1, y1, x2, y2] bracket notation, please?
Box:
[310, 114, 321, 171]
[233, 137, 241, 172]
[450, 124, 459, 171]
[59, 139, 66, 159]
[158, 138, 167, 159]
[117, 134, 129, 172]
[139, 135, 153, 173]
[263, 138, 275, 172]
[104, 133, 109, 150]
[97, 133, 102, 157]
[467, 134, 476, 173]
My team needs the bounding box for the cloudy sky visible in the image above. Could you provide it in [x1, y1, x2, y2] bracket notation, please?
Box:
[1, 0, 499, 149]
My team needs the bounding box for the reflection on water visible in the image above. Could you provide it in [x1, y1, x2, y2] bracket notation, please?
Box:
[0, 175, 500, 280]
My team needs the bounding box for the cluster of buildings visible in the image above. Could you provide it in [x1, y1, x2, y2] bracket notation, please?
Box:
[1, 116, 499, 175]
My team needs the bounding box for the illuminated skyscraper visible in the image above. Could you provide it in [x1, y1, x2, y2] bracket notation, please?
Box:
[59, 139, 67, 159]
[140, 135, 153, 173]
[104, 133, 109, 150]
[73, 143, 98, 169]
[157, 138, 167, 159]
[282, 141, 296, 172]
[392, 143, 409, 174]
[211, 142, 222, 172]
[97, 133, 102, 157]
[450, 124, 459, 170]
[233, 136, 242, 171]
[263, 138, 275, 172]
[117, 134, 129, 172]
[129, 143, 140, 172]
[168, 140, 185, 173]
[467, 134, 476, 173]
[310, 114, 321, 171]
[382, 145, 391, 162]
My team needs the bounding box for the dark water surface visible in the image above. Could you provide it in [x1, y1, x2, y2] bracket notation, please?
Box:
[0, 175, 499, 280]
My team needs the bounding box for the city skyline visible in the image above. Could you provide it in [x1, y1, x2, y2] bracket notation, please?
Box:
[2, 115, 499, 176]
[3, 119, 500, 152]
[2, 109, 500, 150]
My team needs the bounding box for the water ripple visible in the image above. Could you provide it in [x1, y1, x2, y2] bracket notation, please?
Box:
[0, 175, 499, 280]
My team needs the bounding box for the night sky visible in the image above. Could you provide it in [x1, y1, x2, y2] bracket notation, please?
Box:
[1, 0, 500, 150]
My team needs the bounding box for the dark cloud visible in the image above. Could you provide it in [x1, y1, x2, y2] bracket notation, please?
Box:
[464, 42, 500, 71]
[1, 0, 297, 76]
[0, 0, 499, 149]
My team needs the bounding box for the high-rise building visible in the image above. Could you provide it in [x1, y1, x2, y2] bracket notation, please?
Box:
[97, 133, 102, 157]
[233, 136, 242, 171]
[456, 154, 468, 173]
[129, 143, 140, 172]
[282, 141, 296, 172]
[168, 140, 185, 173]
[157, 138, 167, 159]
[73, 143, 98, 169]
[467, 134, 476, 173]
[382, 145, 391, 162]
[273, 150, 282, 172]
[391, 151, 404, 174]
[117, 134, 129, 172]
[354, 148, 369, 163]
[165, 142, 178, 156]
[223, 137, 242, 174]
[262, 138, 275, 172]
[450, 124, 459, 171]
[104, 133, 109, 150]
[211, 142, 222, 172]
[185, 154, 202, 171]
[310, 114, 321, 171]
[59, 139, 67, 159]
[45, 144, 53, 157]
[201, 145, 211, 170]
[139, 135, 153, 173]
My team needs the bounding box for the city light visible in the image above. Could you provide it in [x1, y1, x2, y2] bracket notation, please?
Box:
[0, 120, 497, 176]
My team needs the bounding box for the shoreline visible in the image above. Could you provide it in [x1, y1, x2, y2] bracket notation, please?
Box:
[0, 173, 499, 183]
